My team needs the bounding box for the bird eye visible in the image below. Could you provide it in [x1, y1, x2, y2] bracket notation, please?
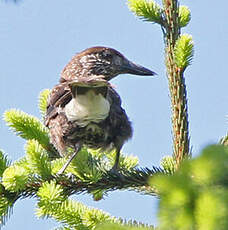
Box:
[102, 51, 113, 59]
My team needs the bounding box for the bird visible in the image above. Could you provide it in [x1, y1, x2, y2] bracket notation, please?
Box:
[45, 46, 156, 174]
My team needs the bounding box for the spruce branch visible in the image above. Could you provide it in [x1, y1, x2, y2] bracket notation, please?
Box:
[0, 170, 19, 229]
[18, 166, 164, 198]
[0, 160, 163, 228]
[0, 193, 17, 227]
[4, 109, 49, 146]
[61, 166, 163, 196]
[0, 150, 11, 177]
[0, 143, 165, 226]
[2, 165, 30, 192]
[128, 0, 193, 167]
[152, 145, 228, 229]
[38, 89, 50, 118]
[3, 109, 57, 155]
[36, 181, 156, 230]
[178, 6, 191, 27]
[160, 155, 176, 174]
[37, 197, 117, 230]
[128, 0, 163, 24]
[25, 140, 52, 178]
[174, 34, 194, 70]
[36, 181, 119, 229]
[162, 0, 192, 167]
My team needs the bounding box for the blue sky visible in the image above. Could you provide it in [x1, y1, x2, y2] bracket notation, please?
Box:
[0, 0, 227, 229]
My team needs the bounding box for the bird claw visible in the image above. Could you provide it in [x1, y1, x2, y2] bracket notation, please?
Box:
[109, 167, 125, 181]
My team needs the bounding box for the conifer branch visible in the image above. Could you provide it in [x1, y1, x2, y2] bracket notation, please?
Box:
[178, 6, 191, 27]
[37, 181, 155, 230]
[4, 110, 49, 147]
[0, 142, 165, 228]
[18, 166, 164, 198]
[128, 0, 194, 168]
[128, 0, 163, 24]
[38, 89, 50, 119]
[0, 160, 163, 227]
[151, 145, 228, 229]
[59, 166, 163, 196]
[36, 181, 118, 230]
[0, 187, 19, 227]
[0, 150, 11, 177]
[162, 0, 192, 167]
[25, 140, 52, 179]
[3, 109, 58, 157]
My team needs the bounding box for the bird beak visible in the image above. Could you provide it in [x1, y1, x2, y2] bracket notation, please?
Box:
[121, 60, 157, 76]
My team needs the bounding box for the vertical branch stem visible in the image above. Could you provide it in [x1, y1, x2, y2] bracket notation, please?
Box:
[162, 0, 190, 167]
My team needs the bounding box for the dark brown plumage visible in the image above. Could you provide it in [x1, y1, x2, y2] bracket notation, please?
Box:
[45, 47, 156, 173]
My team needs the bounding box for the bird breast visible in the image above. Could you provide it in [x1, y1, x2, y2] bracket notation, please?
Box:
[64, 89, 110, 127]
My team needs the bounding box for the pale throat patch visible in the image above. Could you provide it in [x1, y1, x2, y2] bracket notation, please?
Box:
[64, 89, 110, 127]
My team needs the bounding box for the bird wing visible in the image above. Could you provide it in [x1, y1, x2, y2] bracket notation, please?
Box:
[107, 86, 122, 106]
[44, 82, 73, 156]
[45, 82, 72, 126]
[106, 87, 133, 149]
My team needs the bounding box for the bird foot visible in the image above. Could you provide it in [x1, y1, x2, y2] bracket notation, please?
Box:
[109, 166, 124, 181]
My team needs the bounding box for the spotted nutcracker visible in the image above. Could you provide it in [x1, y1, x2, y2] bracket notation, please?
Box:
[45, 47, 156, 173]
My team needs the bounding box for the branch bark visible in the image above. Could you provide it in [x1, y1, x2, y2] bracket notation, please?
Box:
[162, 0, 190, 167]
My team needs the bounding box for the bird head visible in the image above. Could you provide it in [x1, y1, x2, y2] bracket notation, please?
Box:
[60, 46, 156, 82]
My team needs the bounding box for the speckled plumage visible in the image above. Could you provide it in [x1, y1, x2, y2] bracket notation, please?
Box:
[60, 47, 125, 83]
[45, 82, 132, 157]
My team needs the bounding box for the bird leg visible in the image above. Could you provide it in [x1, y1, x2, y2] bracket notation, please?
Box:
[111, 147, 121, 172]
[110, 147, 125, 181]
[58, 143, 82, 174]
